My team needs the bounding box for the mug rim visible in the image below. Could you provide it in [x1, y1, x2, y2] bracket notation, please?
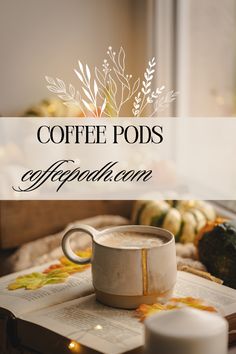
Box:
[93, 225, 175, 250]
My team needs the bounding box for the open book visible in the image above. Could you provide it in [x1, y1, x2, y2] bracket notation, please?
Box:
[0, 264, 236, 354]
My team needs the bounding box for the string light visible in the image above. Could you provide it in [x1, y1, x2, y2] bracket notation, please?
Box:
[94, 324, 103, 330]
[68, 340, 81, 352]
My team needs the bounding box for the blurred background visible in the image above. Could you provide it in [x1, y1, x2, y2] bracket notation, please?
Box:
[0, 0, 236, 117]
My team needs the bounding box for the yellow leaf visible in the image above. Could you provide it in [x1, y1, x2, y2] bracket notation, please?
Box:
[136, 297, 217, 322]
[8, 271, 69, 291]
[60, 248, 92, 266]
[8, 249, 92, 291]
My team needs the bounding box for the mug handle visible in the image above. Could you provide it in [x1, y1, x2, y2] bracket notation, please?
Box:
[62, 224, 97, 264]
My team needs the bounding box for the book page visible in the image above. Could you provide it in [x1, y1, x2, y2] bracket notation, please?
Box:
[17, 271, 236, 354]
[20, 294, 143, 354]
[1, 267, 236, 318]
[176, 271, 236, 317]
[0, 263, 93, 317]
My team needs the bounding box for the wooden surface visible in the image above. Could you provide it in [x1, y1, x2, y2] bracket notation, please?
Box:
[0, 201, 133, 249]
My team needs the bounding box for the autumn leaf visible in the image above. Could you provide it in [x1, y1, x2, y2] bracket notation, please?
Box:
[8, 270, 69, 290]
[59, 248, 92, 266]
[44, 264, 90, 275]
[44, 249, 92, 275]
[136, 297, 217, 322]
[8, 249, 92, 291]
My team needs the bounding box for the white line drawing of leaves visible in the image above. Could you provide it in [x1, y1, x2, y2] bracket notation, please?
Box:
[150, 90, 179, 116]
[75, 62, 101, 116]
[100, 98, 107, 115]
[45, 76, 86, 116]
[132, 78, 140, 96]
[45, 76, 56, 85]
[86, 64, 91, 82]
[75, 90, 82, 103]
[105, 46, 142, 115]
[151, 85, 165, 99]
[69, 84, 75, 97]
[95, 67, 104, 86]
[82, 99, 95, 115]
[82, 87, 93, 101]
[109, 75, 117, 97]
[141, 87, 151, 95]
[56, 78, 65, 90]
[74, 69, 84, 84]
[118, 47, 125, 71]
[46, 46, 177, 117]
[58, 94, 72, 100]
[133, 58, 157, 116]
[94, 80, 98, 97]
[46, 85, 62, 93]
[95, 66, 118, 116]
[78, 61, 84, 73]
[114, 68, 129, 89]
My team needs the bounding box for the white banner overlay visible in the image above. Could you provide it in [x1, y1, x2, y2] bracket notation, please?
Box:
[0, 117, 236, 200]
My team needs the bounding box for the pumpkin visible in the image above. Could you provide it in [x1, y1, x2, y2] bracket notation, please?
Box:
[132, 200, 216, 244]
[24, 98, 84, 117]
[195, 219, 236, 288]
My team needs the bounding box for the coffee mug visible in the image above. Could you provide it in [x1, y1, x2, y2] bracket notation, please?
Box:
[62, 224, 176, 309]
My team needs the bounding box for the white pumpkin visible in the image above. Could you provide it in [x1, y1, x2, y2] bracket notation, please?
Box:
[132, 200, 216, 244]
[139, 201, 169, 226]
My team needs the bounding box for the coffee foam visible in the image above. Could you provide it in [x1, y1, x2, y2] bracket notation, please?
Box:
[97, 231, 166, 249]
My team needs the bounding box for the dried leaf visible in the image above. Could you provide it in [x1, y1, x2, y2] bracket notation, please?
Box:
[60, 249, 92, 266]
[8, 270, 69, 290]
[136, 297, 217, 322]
[44, 264, 90, 275]
[8, 249, 92, 291]
[43, 249, 92, 274]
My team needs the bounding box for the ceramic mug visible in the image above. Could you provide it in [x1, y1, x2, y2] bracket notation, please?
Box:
[62, 224, 176, 309]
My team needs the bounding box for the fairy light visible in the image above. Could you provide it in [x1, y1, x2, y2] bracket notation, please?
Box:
[68, 341, 81, 352]
[94, 324, 103, 330]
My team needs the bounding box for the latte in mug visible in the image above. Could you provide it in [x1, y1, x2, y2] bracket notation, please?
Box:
[97, 231, 166, 249]
[62, 225, 176, 309]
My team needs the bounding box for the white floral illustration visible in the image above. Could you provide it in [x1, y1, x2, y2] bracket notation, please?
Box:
[45, 46, 178, 117]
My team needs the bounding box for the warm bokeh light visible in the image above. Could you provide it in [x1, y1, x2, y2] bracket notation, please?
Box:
[94, 324, 103, 330]
[68, 340, 81, 352]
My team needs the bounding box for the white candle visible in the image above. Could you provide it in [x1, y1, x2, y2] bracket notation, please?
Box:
[144, 308, 228, 354]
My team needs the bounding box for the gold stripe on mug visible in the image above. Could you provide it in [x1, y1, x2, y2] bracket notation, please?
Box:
[141, 248, 148, 295]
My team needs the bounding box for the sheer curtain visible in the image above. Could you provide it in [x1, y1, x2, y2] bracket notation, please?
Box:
[175, 0, 236, 208]
[176, 0, 236, 117]
[150, 0, 236, 206]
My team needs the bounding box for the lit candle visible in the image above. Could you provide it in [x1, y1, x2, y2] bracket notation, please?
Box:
[144, 308, 228, 354]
